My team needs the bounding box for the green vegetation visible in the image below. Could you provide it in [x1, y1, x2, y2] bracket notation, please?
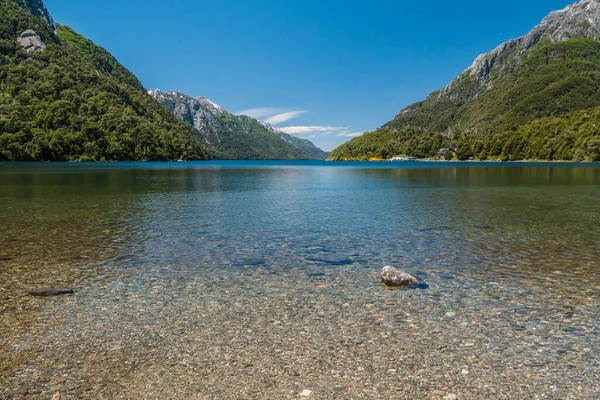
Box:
[278, 132, 329, 160]
[194, 115, 309, 160]
[328, 128, 446, 161]
[0, 0, 208, 161]
[329, 38, 600, 161]
[151, 90, 308, 160]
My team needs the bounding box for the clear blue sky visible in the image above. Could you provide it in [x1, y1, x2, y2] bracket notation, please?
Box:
[45, 0, 571, 151]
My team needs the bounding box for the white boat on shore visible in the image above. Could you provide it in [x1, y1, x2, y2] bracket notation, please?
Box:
[389, 157, 416, 162]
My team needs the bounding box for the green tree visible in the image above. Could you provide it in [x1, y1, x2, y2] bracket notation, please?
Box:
[586, 138, 600, 161]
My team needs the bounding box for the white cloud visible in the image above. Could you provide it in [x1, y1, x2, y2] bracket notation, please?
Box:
[235, 106, 363, 140]
[278, 126, 345, 135]
[279, 126, 362, 138]
[264, 111, 307, 125]
[336, 132, 363, 137]
[236, 108, 283, 119]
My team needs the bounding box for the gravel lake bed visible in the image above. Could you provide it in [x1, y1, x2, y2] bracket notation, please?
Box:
[1, 161, 599, 399]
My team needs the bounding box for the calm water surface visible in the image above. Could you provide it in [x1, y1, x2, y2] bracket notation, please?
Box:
[0, 161, 599, 399]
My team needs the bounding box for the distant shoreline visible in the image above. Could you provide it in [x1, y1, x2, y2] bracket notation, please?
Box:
[327, 158, 599, 163]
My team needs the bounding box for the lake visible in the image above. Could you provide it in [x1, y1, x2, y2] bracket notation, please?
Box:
[1, 161, 599, 399]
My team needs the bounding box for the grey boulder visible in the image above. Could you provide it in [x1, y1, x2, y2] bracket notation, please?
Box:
[17, 30, 46, 53]
[381, 266, 418, 287]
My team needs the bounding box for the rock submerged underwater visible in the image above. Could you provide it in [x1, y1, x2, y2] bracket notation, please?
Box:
[27, 288, 74, 297]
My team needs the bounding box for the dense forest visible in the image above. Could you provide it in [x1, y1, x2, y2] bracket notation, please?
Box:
[329, 38, 600, 161]
[0, 0, 208, 161]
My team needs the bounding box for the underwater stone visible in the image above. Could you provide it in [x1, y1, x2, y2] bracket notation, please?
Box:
[27, 288, 74, 297]
[380, 266, 418, 287]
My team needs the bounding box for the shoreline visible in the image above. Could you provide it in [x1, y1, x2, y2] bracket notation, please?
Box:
[327, 156, 599, 163]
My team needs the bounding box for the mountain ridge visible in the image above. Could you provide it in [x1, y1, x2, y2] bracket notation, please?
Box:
[440, 0, 600, 99]
[149, 89, 328, 160]
[20, 0, 56, 32]
[259, 121, 330, 160]
[329, 0, 600, 162]
[0, 0, 208, 161]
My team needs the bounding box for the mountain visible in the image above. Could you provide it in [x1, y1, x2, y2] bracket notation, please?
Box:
[260, 122, 329, 160]
[0, 0, 208, 161]
[329, 0, 600, 162]
[18, 0, 56, 33]
[149, 89, 328, 160]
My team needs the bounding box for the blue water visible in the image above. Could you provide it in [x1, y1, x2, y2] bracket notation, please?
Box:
[1, 161, 599, 294]
[1, 161, 599, 398]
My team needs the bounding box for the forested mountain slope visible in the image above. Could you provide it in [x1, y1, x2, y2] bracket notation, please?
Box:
[330, 0, 600, 161]
[150, 89, 327, 160]
[0, 0, 208, 161]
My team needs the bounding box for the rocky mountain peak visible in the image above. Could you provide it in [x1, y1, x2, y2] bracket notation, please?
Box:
[149, 89, 328, 160]
[148, 89, 230, 132]
[195, 96, 227, 116]
[21, 0, 57, 33]
[441, 0, 600, 96]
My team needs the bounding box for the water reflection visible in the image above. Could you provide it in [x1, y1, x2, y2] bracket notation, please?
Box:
[1, 162, 598, 293]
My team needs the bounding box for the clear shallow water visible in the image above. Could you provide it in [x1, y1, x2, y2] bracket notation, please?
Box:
[1, 161, 599, 399]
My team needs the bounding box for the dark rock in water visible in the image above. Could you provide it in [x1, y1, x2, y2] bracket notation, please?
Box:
[0, 256, 13, 262]
[411, 281, 430, 290]
[27, 288, 74, 297]
[381, 266, 418, 287]
[417, 226, 451, 233]
[232, 259, 266, 267]
[306, 254, 353, 265]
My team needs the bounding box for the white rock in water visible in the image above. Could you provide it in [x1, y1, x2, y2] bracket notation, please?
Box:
[299, 389, 313, 397]
[381, 266, 418, 287]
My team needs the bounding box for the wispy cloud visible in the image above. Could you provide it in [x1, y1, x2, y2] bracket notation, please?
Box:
[279, 126, 362, 138]
[237, 108, 283, 119]
[236, 106, 362, 139]
[264, 111, 307, 125]
[279, 126, 346, 135]
[336, 132, 363, 137]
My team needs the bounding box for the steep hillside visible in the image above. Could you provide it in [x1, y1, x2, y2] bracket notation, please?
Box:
[330, 0, 600, 161]
[149, 89, 327, 160]
[260, 122, 329, 160]
[0, 0, 208, 161]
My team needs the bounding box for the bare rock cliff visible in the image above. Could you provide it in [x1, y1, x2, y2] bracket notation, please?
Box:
[441, 0, 600, 96]
[21, 0, 57, 33]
